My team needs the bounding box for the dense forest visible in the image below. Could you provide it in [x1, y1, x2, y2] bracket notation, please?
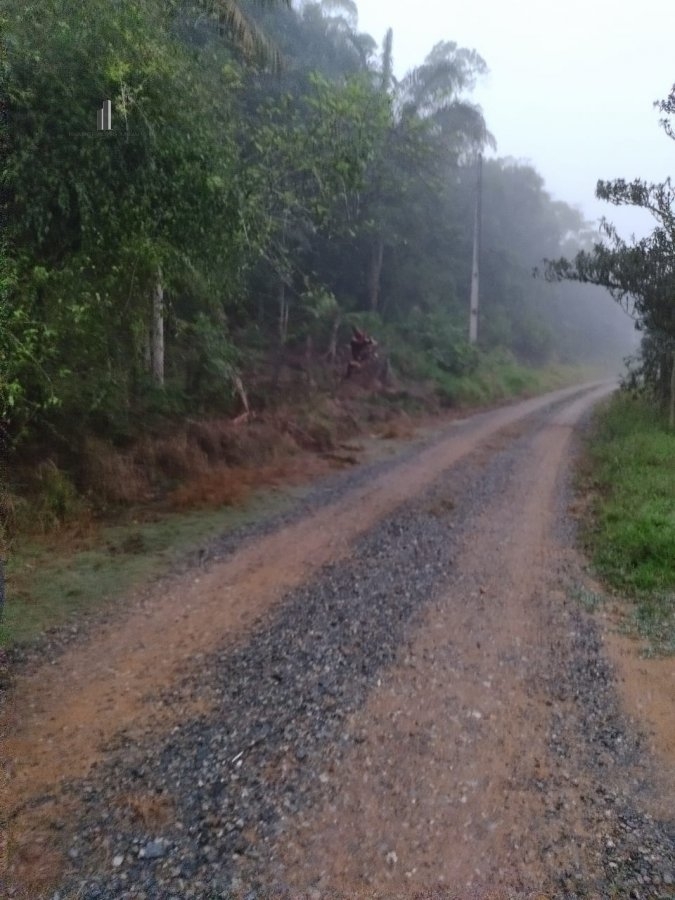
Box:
[0, 0, 635, 517]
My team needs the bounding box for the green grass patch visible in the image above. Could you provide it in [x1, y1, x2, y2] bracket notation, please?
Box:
[0, 487, 306, 647]
[581, 392, 675, 653]
[435, 353, 598, 408]
[569, 583, 605, 612]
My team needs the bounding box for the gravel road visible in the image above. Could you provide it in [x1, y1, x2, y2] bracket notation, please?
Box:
[2, 384, 673, 900]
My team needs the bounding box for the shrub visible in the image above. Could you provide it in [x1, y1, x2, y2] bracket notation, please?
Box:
[32, 461, 84, 531]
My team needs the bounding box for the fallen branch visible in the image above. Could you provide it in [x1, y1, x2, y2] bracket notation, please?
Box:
[231, 375, 251, 425]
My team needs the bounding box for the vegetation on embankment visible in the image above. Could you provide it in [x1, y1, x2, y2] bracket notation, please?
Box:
[0, 0, 634, 652]
[547, 86, 675, 418]
[1, 0, 633, 468]
[0, 360, 593, 650]
[580, 391, 675, 654]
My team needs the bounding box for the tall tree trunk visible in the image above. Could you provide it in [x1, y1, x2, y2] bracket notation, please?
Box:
[143, 328, 151, 373]
[278, 280, 289, 345]
[367, 237, 384, 312]
[327, 313, 341, 363]
[233, 375, 250, 422]
[304, 334, 315, 390]
[272, 280, 288, 393]
[151, 268, 164, 387]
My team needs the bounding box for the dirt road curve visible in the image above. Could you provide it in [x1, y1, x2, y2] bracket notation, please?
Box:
[2, 383, 674, 899]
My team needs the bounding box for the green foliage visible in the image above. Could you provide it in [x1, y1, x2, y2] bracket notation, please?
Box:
[583, 393, 675, 653]
[385, 308, 477, 382]
[3, 0, 246, 447]
[431, 349, 545, 407]
[0, 0, 633, 472]
[31, 461, 84, 531]
[174, 312, 239, 410]
[1, 486, 300, 646]
[241, 72, 389, 264]
[546, 85, 675, 405]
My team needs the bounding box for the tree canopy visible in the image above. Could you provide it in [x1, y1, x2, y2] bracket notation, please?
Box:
[0, 0, 634, 460]
[546, 85, 675, 417]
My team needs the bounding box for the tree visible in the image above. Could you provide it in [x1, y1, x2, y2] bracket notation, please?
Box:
[148, 0, 291, 386]
[188, 0, 290, 69]
[361, 35, 492, 311]
[0, 0, 635, 469]
[238, 72, 388, 348]
[545, 84, 675, 422]
[1, 0, 253, 445]
[253, 0, 376, 80]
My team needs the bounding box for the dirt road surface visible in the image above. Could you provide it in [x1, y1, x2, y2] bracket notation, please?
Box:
[1, 383, 673, 899]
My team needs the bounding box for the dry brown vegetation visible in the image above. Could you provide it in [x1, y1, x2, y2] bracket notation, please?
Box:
[79, 417, 302, 508]
[374, 412, 415, 440]
[3, 383, 428, 549]
[168, 463, 291, 510]
[81, 437, 154, 506]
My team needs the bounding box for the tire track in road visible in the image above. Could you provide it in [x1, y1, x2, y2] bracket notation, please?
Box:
[1, 382, 609, 896]
[264, 385, 640, 897]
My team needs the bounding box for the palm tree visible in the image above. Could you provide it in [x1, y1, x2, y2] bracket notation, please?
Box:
[313, 0, 375, 72]
[176, 2, 289, 62]
[198, 0, 290, 70]
[274, 1, 376, 80]
[365, 34, 494, 311]
[395, 41, 493, 154]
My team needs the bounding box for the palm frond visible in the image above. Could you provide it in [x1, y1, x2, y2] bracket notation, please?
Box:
[432, 101, 495, 154]
[345, 31, 377, 69]
[319, 0, 358, 27]
[398, 43, 488, 117]
[194, 0, 290, 70]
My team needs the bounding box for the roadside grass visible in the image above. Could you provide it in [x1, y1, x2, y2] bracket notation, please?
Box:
[0, 487, 304, 647]
[0, 364, 601, 651]
[580, 392, 675, 654]
[569, 584, 605, 613]
[435, 355, 600, 408]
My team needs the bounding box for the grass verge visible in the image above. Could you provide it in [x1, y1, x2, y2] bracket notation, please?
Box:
[0, 365, 601, 651]
[580, 391, 675, 654]
[436, 357, 600, 407]
[0, 486, 307, 647]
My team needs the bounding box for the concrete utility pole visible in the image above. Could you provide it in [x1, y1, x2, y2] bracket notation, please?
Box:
[469, 152, 482, 344]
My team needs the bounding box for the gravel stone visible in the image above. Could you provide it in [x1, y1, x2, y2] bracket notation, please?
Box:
[17, 394, 675, 899]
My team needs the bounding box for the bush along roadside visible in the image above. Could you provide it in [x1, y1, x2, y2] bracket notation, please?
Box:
[0, 361, 596, 652]
[580, 391, 675, 654]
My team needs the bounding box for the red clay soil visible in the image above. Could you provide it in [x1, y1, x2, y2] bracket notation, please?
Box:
[2, 384, 673, 897]
[261, 387, 675, 897]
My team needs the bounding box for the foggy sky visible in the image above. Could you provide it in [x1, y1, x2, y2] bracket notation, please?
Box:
[353, 0, 673, 241]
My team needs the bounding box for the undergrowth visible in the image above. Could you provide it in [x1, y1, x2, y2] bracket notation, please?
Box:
[0, 360, 596, 649]
[0, 487, 305, 647]
[581, 392, 675, 654]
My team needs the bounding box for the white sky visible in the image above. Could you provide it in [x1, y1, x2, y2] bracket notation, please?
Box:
[353, 0, 674, 240]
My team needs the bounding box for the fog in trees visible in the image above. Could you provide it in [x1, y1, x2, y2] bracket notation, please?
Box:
[0, 0, 639, 462]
